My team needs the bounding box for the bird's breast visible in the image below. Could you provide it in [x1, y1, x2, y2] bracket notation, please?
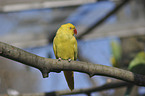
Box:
[56, 35, 74, 60]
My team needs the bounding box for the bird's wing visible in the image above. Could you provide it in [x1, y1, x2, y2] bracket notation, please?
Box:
[53, 37, 58, 59]
[73, 37, 77, 61]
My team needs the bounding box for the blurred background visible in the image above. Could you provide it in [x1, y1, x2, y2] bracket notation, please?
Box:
[0, 0, 145, 96]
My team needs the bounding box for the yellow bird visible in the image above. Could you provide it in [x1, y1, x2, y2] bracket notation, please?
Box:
[53, 23, 78, 90]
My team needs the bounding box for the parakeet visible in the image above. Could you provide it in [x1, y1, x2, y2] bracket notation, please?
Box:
[125, 51, 145, 96]
[128, 51, 145, 74]
[110, 40, 122, 68]
[53, 23, 77, 90]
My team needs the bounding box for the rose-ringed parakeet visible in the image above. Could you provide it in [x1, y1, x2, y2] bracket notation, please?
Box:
[53, 23, 77, 90]
[110, 40, 122, 68]
[125, 51, 145, 96]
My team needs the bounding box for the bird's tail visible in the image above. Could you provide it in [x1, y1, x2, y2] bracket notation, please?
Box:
[63, 71, 74, 91]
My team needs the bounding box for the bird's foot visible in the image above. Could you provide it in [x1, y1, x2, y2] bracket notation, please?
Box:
[68, 59, 71, 62]
[58, 58, 62, 61]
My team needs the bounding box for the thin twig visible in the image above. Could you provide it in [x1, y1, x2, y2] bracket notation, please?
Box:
[56, 81, 130, 95]
[0, 81, 130, 96]
[77, 0, 130, 39]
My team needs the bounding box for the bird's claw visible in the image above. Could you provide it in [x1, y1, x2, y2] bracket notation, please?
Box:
[58, 58, 62, 61]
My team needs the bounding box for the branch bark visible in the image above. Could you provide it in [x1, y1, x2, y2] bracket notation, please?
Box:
[0, 41, 145, 86]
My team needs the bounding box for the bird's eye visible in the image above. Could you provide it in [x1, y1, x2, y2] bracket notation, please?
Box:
[70, 27, 72, 29]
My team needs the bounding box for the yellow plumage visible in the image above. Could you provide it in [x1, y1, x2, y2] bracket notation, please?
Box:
[53, 23, 77, 90]
[110, 57, 119, 68]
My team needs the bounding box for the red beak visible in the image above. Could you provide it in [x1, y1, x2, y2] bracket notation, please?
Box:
[74, 29, 77, 35]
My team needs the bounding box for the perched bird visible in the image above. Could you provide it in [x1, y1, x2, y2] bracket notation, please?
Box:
[125, 51, 145, 96]
[53, 23, 77, 90]
[110, 40, 122, 68]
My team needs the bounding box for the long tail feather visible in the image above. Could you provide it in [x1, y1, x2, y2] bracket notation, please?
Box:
[63, 71, 74, 90]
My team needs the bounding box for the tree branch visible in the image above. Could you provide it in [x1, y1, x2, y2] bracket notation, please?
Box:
[0, 41, 145, 86]
[0, 81, 130, 96]
[77, 0, 130, 39]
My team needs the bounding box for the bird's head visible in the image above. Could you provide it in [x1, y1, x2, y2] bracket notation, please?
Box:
[59, 23, 77, 35]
